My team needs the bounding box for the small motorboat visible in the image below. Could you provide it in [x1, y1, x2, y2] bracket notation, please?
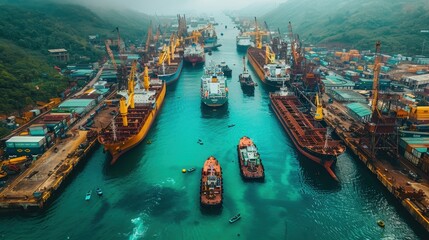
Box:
[187, 167, 196, 172]
[197, 139, 204, 145]
[229, 213, 241, 223]
[377, 220, 385, 228]
[228, 124, 236, 128]
[85, 190, 92, 201]
[96, 188, 103, 196]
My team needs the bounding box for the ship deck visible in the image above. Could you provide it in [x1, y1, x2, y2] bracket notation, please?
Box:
[200, 157, 222, 206]
[238, 138, 264, 180]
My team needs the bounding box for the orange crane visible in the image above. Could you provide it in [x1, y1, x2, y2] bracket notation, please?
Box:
[371, 41, 382, 117]
[105, 40, 118, 70]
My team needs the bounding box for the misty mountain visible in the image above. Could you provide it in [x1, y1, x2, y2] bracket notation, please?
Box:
[232, 2, 279, 17]
[0, 1, 152, 115]
[261, 0, 429, 55]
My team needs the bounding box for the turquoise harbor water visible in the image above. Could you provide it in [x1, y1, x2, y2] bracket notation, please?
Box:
[0, 15, 427, 240]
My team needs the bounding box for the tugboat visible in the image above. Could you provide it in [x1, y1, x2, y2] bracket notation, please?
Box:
[237, 136, 265, 180]
[219, 61, 232, 77]
[229, 213, 241, 223]
[85, 190, 92, 201]
[96, 188, 103, 196]
[239, 56, 256, 90]
[200, 156, 223, 208]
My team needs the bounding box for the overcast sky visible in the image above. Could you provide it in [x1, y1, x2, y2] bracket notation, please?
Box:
[67, 0, 286, 15]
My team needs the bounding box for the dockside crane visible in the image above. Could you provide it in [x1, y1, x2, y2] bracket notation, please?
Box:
[114, 27, 128, 90]
[145, 21, 153, 53]
[105, 40, 118, 70]
[371, 41, 382, 118]
[365, 41, 398, 159]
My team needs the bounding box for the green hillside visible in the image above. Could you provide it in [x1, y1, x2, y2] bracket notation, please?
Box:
[262, 0, 429, 55]
[0, 2, 151, 116]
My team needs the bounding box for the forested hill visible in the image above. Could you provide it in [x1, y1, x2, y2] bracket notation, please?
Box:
[261, 0, 429, 55]
[0, 2, 151, 116]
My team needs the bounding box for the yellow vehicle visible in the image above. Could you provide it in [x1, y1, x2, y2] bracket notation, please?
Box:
[0, 156, 29, 179]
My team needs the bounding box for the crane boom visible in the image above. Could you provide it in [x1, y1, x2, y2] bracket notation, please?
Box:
[105, 40, 117, 70]
[145, 21, 153, 52]
[371, 41, 382, 114]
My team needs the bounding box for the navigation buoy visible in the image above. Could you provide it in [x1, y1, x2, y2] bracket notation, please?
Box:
[182, 169, 187, 173]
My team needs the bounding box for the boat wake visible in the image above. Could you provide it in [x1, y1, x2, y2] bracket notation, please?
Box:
[129, 215, 148, 240]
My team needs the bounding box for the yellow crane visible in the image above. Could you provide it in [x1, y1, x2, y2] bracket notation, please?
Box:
[157, 44, 171, 66]
[119, 60, 137, 127]
[0, 156, 29, 179]
[169, 33, 181, 61]
[314, 93, 323, 121]
[182, 30, 202, 44]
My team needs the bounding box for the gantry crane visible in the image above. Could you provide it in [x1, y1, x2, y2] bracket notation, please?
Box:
[114, 27, 128, 90]
[105, 40, 117, 70]
[365, 41, 398, 159]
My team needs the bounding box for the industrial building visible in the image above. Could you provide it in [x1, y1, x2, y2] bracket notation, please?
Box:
[403, 74, 429, 89]
[346, 102, 372, 122]
[354, 78, 391, 90]
[322, 75, 355, 90]
[328, 89, 368, 103]
[48, 49, 69, 62]
[58, 99, 96, 116]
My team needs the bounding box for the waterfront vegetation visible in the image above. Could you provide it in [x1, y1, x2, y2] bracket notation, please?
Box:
[0, 3, 150, 115]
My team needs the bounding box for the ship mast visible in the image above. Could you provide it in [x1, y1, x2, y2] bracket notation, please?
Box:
[324, 127, 331, 149]
[111, 118, 117, 142]
[243, 56, 246, 72]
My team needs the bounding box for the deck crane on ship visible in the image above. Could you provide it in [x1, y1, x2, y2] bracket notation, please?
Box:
[246, 17, 290, 88]
[153, 33, 184, 84]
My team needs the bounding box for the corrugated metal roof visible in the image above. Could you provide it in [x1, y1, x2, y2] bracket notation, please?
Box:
[332, 89, 367, 101]
[322, 75, 355, 87]
[346, 102, 372, 117]
[59, 99, 94, 108]
[6, 136, 45, 143]
[401, 137, 429, 145]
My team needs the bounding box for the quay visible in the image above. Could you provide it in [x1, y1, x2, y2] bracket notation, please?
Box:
[323, 96, 429, 233]
[0, 67, 116, 210]
[0, 130, 98, 209]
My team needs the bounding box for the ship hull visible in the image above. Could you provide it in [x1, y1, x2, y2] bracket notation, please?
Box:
[236, 44, 250, 52]
[202, 97, 228, 107]
[184, 55, 205, 65]
[158, 59, 183, 85]
[247, 47, 288, 88]
[270, 94, 341, 180]
[200, 157, 223, 208]
[100, 82, 166, 164]
[237, 140, 264, 181]
[247, 47, 266, 82]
